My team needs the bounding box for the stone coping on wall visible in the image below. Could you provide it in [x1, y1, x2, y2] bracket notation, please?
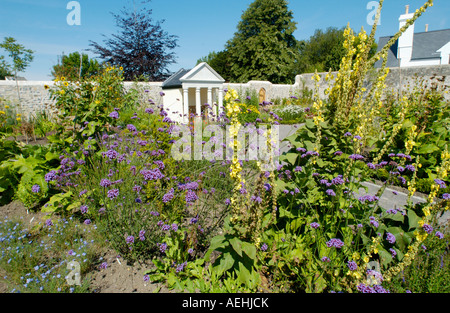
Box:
[0, 64, 448, 119]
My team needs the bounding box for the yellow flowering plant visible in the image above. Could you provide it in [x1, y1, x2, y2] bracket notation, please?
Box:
[257, 0, 442, 293]
[48, 63, 138, 152]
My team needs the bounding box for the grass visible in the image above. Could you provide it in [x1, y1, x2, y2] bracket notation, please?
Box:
[0, 214, 106, 293]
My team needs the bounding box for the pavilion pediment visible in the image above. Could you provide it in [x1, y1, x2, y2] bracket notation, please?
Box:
[180, 62, 225, 83]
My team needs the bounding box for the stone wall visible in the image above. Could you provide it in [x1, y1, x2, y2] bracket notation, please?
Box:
[296, 64, 450, 101]
[1, 64, 448, 120]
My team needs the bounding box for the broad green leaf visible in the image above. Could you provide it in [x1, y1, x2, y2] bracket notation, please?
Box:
[416, 143, 439, 154]
[215, 252, 234, 276]
[237, 262, 252, 285]
[229, 237, 243, 257]
[241, 241, 257, 260]
[407, 209, 421, 230]
[280, 152, 298, 165]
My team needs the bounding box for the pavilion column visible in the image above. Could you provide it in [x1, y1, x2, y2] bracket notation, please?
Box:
[195, 87, 201, 117]
[207, 87, 212, 119]
[183, 87, 189, 123]
[218, 88, 224, 118]
[207, 87, 212, 107]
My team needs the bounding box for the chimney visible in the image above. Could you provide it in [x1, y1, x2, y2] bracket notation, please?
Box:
[425, 24, 429, 32]
[397, 5, 415, 67]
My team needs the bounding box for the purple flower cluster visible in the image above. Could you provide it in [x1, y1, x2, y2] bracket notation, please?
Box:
[127, 124, 137, 132]
[126, 236, 134, 244]
[31, 184, 40, 193]
[162, 188, 175, 203]
[331, 175, 345, 185]
[369, 216, 379, 228]
[349, 154, 364, 160]
[326, 238, 344, 249]
[310, 222, 320, 229]
[300, 150, 319, 158]
[423, 224, 433, 234]
[104, 149, 119, 160]
[386, 232, 396, 244]
[250, 195, 263, 203]
[389, 248, 397, 258]
[347, 261, 358, 271]
[357, 284, 390, 293]
[100, 179, 112, 187]
[261, 243, 268, 251]
[107, 189, 119, 199]
[80, 205, 88, 214]
[434, 179, 447, 189]
[44, 170, 58, 182]
[140, 168, 165, 181]
[139, 230, 145, 241]
[185, 190, 198, 203]
[109, 111, 119, 119]
[176, 261, 187, 273]
[358, 195, 379, 203]
[157, 242, 167, 254]
[178, 181, 199, 191]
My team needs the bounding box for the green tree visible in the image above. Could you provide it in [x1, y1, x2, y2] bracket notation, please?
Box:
[89, 0, 178, 81]
[0, 37, 34, 80]
[51, 52, 100, 81]
[297, 27, 346, 74]
[0, 37, 34, 102]
[196, 50, 231, 81]
[225, 0, 299, 84]
[296, 26, 378, 74]
[0, 55, 13, 80]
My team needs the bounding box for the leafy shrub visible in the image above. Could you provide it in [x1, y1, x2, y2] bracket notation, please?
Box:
[48, 64, 139, 152]
[372, 84, 450, 194]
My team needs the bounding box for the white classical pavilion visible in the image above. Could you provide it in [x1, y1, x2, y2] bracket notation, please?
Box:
[161, 62, 225, 124]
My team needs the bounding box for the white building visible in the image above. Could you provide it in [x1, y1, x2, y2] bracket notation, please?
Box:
[161, 62, 225, 124]
[375, 5, 450, 68]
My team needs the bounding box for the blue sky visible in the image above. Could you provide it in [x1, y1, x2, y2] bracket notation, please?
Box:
[0, 0, 449, 81]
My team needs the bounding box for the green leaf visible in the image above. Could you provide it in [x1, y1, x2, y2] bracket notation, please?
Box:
[280, 152, 298, 165]
[241, 241, 257, 260]
[407, 209, 421, 230]
[229, 237, 243, 257]
[416, 143, 439, 154]
[237, 262, 251, 284]
[66, 200, 82, 212]
[205, 235, 227, 261]
[215, 252, 234, 276]
[45, 151, 59, 161]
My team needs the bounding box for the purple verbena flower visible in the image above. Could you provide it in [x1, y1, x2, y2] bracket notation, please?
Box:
[386, 232, 396, 244]
[326, 238, 344, 249]
[261, 243, 268, 251]
[347, 261, 358, 271]
[107, 189, 119, 199]
[31, 184, 40, 193]
[126, 236, 134, 244]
